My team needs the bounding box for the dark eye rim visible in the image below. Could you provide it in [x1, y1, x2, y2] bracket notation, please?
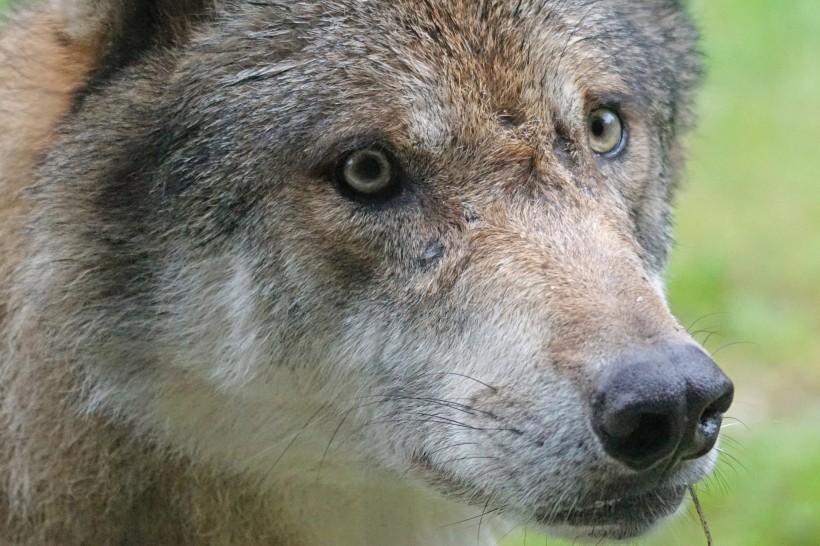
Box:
[588, 105, 628, 159]
[333, 143, 406, 203]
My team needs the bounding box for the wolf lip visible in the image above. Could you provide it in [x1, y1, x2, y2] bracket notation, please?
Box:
[537, 484, 687, 529]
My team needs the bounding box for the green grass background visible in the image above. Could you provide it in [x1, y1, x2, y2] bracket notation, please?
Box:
[2, 0, 818, 544]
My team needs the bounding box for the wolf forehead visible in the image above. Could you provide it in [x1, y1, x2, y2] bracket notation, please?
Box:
[315, 0, 702, 128]
[76, 0, 701, 143]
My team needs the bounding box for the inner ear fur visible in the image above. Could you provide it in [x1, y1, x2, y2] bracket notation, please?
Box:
[53, 0, 212, 67]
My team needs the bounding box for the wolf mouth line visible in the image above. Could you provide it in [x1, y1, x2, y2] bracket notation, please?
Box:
[536, 484, 687, 529]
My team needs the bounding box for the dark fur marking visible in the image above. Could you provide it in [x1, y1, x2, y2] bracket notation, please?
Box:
[71, 0, 213, 112]
[553, 120, 575, 167]
[418, 239, 445, 269]
[496, 108, 525, 129]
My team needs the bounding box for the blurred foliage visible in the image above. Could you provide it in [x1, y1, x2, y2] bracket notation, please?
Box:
[1, 0, 817, 544]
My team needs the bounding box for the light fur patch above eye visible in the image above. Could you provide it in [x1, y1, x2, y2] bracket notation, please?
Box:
[408, 101, 449, 152]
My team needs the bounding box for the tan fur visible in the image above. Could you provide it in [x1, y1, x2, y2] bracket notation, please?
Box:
[0, 10, 83, 316]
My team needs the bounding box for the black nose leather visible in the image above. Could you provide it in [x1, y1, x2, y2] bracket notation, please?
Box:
[591, 343, 734, 471]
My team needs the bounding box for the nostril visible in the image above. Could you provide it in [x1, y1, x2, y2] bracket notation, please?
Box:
[702, 389, 733, 430]
[600, 412, 676, 470]
[699, 407, 721, 438]
[682, 408, 723, 461]
[710, 387, 734, 414]
[683, 384, 735, 460]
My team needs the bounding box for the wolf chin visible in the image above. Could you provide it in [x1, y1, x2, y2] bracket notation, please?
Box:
[0, 1, 733, 544]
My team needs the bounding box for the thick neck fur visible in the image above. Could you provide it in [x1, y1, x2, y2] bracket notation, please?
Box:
[0, 352, 504, 546]
[140, 368, 512, 545]
[272, 481, 505, 546]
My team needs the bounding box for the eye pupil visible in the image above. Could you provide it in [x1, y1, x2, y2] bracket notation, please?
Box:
[591, 118, 605, 137]
[339, 147, 398, 197]
[350, 152, 385, 181]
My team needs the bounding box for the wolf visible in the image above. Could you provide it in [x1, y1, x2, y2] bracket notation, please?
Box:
[0, 0, 733, 544]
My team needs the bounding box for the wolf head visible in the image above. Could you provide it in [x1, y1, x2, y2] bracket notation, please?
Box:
[30, 0, 731, 541]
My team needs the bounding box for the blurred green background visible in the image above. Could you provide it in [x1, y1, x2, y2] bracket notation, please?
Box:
[1, 0, 818, 544]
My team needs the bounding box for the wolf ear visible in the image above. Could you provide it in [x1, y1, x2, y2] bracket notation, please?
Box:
[55, 0, 210, 65]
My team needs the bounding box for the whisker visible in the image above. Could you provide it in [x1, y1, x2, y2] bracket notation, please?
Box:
[700, 331, 719, 347]
[405, 371, 499, 393]
[314, 389, 496, 482]
[426, 442, 479, 456]
[689, 327, 721, 337]
[495, 518, 525, 544]
[244, 401, 330, 467]
[722, 415, 752, 432]
[438, 508, 501, 529]
[331, 416, 500, 453]
[344, 392, 491, 417]
[477, 493, 494, 546]
[711, 340, 757, 355]
[709, 466, 731, 496]
[437, 455, 497, 465]
[686, 312, 727, 333]
[716, 447, 749, 474]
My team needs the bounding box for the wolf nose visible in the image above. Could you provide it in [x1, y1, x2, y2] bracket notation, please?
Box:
[590, 344, 734, 471]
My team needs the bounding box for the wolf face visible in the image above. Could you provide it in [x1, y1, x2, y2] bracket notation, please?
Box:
[1, 0, 732, 543]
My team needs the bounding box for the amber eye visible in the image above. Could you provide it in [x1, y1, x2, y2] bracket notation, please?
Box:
[340, 148, 396, 196]
[588, 108, 625, 156]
